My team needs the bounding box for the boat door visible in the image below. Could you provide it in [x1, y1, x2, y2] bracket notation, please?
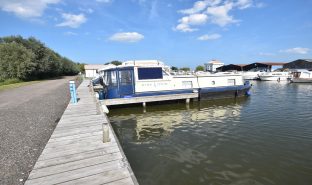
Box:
[118, 68, 134, 97]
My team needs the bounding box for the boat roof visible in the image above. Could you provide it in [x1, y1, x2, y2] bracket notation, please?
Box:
[122, 60, 164, 67]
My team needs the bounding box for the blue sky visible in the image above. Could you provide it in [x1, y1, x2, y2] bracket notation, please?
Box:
[1, 0, 312, 68]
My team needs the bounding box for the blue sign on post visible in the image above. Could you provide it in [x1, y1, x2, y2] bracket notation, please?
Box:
[69, 81, 77, 103]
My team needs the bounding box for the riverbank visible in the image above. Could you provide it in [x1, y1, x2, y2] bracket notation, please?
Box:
[0, 76, 82, 91]
[0, 76, 80, 185]
[0, 80, 42, 91]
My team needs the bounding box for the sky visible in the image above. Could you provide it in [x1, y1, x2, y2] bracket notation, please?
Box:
[0, 0, 312, 68]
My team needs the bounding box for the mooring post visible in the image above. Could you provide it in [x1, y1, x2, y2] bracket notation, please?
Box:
[69, 81, 77, 104]
[186, 98, 190, 104]
[102, 122, 110, 143]
[142, 102, 146, 108]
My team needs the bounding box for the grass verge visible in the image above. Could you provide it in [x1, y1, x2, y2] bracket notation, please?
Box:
[0, 80, 42, 91]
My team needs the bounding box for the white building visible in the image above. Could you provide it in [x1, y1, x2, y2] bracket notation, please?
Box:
[205, 60, 224, 72]
[84, 64, 106, 78]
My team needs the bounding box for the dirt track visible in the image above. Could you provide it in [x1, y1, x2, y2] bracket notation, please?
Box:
[0, 76, 78, 185]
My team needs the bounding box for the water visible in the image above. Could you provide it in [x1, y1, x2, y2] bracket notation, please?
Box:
[109, 81, 312, 185]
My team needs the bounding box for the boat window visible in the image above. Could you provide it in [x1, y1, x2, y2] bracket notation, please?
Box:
[138, 67, 163, 80]
[119, 70, 132, 85]
[212, 81, 215, 85]
[106, 70, 117, 86]
[228, 79, 236, 86]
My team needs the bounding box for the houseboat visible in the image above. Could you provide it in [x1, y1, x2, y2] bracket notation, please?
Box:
[290, 69, 312, 83]
[258, 72, 291, 81]
[98, 60, 251, 101]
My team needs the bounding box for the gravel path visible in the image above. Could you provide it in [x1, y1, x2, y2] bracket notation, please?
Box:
[0, 76, 80, 185]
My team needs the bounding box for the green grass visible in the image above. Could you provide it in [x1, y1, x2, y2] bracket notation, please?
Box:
[0, 79, 42, 91]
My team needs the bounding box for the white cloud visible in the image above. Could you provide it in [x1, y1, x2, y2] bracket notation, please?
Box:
[175, 0, 261, 32]
[235, 0, 253, 9]
[175, 13, 208, 32]
[0, 0, 60, 18]
[280, 47, 310, 54]
[206, 2, 237, 27]
[109, 32, 144, 42]
[198, 33, 221, 40]
[179, 0, 222, 14]
[56, 13, 87, 28]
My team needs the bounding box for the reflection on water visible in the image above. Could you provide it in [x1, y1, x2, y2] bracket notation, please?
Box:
[109, 81, 312, 185]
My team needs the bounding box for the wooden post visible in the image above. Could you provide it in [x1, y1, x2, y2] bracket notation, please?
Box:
[186, 98, 190, 104]
[102, 123, 110, 143]
[142, 102, 146, 108]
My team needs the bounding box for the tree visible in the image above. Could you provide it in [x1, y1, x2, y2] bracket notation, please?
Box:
[0, 35, 79, 81]
[76, 63, 86, 73]
[195, 65, 205, 71]
[180, 67, 191, 72]
[110, 60, 122, 66]
[0, 42, 36, 80]
[171, 66, 178, 71]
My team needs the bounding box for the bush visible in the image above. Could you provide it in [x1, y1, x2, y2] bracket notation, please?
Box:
[0, 35, 79, 81]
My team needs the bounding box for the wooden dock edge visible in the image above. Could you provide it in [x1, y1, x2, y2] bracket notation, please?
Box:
[90, 82, 139, 185]
[102, 92, 199, 106]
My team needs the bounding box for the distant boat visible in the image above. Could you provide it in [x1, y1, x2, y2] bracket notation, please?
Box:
[290, 69, 312, 83]
[242, 71, 265, 80]
[258, 72, 291, 81]
[98, 60, 251, 100]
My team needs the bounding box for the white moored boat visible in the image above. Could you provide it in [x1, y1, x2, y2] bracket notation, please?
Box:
[258, 72, 291, 81]
[290, 69, 312, 83]
[242, 71, 265, 80]
[97, 60, 251, 100]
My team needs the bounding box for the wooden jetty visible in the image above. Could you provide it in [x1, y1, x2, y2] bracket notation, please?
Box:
[102, 92, 198, 106]
[25, 80, 138, 185]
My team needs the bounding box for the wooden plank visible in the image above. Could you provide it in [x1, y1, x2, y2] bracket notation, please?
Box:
[48, 131, 102, 143]
[34, 147, 120, 169]
[25, 80, 138, 185]
[25, 160, 125, 185]
[29, 153, 123, 179]
[106, 177, 136, 185]
[60, 168, 132, 185]
[40, 142, 117, 159]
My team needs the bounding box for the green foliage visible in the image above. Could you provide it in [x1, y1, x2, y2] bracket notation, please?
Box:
[0, 78, 22, 85]
[76, 62, 86, 73]
[195, 65, 205, 71]
[171, 66, 178, 71]
[0, 35, 79, 81]
[0, 42, 36, 80]
[106, 60, 122, 66]
[180, 67, 191, 72]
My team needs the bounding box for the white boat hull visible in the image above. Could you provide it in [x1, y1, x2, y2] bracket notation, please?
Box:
[259, 72, 291, 81]
[259, 76, 290, 81]
[291, 78, 312, 83]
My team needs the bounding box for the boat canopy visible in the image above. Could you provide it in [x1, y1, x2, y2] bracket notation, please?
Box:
[242, 63, 269, 71]
[217, 64, 243, 72]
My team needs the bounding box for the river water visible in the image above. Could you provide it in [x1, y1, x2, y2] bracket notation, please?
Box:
[109, 81, 312, 185]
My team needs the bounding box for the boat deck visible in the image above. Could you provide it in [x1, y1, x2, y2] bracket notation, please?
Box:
[25, 80, 138, 185]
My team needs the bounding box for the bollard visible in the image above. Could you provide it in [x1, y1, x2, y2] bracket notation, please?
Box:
[102, 123, 110, 143]
[69, 81, 77, 103]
